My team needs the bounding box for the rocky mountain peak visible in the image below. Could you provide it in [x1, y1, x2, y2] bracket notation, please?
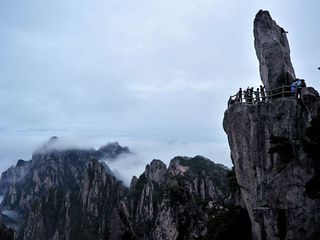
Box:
[33, 136, 60, 154]
[224, 10, 320, 240]
[48, 136, 58, 143]
[97, 141, 131, 160]
[0, 160, 31, 195]
[0, 140, 249, 240]
[168, 156, 190, 176]
[254, 10, 295, 91]
[129, 176, 138, 190]
[32, 136, 86, 159]
[129, 155, 238, 240]
[145, 159, 166, 184]
[15, 160, 27, 168]
[0, 140, 129, 240]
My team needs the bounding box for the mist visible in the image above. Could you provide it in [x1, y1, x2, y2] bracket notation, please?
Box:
[104, 139, 230, 185]
[0, 134, 230, 186]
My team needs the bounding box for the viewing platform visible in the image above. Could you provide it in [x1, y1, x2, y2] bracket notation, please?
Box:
[228, 85, 299, 107]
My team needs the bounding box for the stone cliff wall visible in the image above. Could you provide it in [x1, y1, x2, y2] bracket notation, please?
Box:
[0, 147, 250, 240]
[254, 10, 295, 91]
[224, 92, 320, 240]
[129, 156, 234, 240]
[0, 144, 131, 240]
[224, 9, 320, 240]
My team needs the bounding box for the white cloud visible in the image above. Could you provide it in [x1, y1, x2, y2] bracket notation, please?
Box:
[105, 138, 231, 186]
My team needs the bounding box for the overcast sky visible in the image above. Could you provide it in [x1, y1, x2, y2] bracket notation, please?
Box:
[1, 0, 320, 181]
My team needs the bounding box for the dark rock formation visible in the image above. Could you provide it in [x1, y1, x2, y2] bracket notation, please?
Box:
[0, 145, 251, 240]
[0, 222, 14, 240]
[129, 156, 245, 240]
[0, 160, 31, 196]
[254, 10, 296, 91]
[224, 10, 320, 240]
[0, 140, 132, 240]
[144, 159, 167, 184]
[96, 142, 131, 160]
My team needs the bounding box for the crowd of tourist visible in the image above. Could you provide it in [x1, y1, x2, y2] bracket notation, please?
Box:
[228, 85, 266, 106]
[228, 78, 307, 107]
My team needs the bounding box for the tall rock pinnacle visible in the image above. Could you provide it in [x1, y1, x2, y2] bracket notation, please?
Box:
[224, 10, 320, 240]
[254, 10, 296, 91]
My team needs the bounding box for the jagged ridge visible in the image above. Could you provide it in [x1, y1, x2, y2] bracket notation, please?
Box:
[0, 143, 251, 240]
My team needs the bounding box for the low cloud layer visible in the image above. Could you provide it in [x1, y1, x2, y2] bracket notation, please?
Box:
[105, 139, 230, 185]
[0, 134, 230, 186]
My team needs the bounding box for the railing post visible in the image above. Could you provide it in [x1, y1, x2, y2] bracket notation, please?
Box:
[229, 85, 293, 106]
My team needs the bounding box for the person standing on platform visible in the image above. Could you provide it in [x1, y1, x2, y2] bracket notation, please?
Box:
[260, 85, 266, 102]
[256, 88, 260, 103]
[238, 88, 243, 102]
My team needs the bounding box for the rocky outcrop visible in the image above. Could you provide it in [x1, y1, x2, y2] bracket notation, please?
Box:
[16, 154, 126, 240]
[0, 139, 251, 240]
[96, 142, 131, 160]
[224, 10, 320, 240]
[254, 10, 295, 91]
[0, 222, 14, 240]
[145, 160, 167, 184]
[0, 140, 132, 240]
[129, 156, 243, 240]
[0, 160, 31, 196]
[224, 96, 320, 240]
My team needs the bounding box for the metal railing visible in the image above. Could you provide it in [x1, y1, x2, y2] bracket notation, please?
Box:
[228, 85, 297, 106]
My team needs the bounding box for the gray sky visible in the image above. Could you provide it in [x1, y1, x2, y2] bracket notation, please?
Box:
[1, 0, 320, 180]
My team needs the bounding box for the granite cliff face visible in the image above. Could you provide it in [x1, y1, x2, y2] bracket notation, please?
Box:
[254, 10, 296, 91]
[129, 156, 236, 240]
[0, 139, 132, 240]
[224, 10, 320, 240]
[0, 142, 251, 240]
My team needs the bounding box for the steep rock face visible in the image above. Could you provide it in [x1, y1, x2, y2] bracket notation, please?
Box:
[0, 222, 14, 240]
[19, 154, 126, 240]
[129, 156, 235, 240]
[254, 10, 295, 91]
[0, 140, 131, 240]
[0, 160, 31, 196]
[96, 142, 131, 160]
[224, 10, 320, 240]
[224, 95, 320, 240]
[145, 160, 167, 184]
[129, 160, 168, 239]
[0, 139, 251, 240]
